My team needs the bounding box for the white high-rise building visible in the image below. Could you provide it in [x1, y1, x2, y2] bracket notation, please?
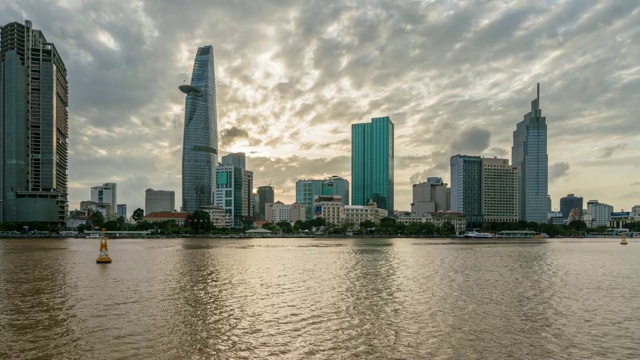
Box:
[587, 200, 613, 227]
[91, 183, 117, 220]
[512, 83, 548, 223]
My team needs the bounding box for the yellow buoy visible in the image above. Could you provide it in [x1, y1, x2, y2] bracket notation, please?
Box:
[620, 233, 628, 245]
[96, 229, 112, 263]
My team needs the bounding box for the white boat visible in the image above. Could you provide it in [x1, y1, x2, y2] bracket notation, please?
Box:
[85, 233, 100, 239]
[464, 231, 495, 238]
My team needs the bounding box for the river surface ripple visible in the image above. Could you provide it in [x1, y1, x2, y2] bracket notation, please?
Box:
[0, 237, 638, 359]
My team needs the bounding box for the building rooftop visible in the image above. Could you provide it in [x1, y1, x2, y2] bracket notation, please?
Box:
[144, 212, 188, 219]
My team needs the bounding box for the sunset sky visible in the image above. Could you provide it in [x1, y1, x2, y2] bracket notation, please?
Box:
[2, 0, 639, 214]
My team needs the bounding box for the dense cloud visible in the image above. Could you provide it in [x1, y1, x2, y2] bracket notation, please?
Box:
[2, 0, 639, 212]
[550, 162, 570, 183]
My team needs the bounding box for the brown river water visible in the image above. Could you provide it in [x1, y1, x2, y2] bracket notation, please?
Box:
[0, 237, 638, 359]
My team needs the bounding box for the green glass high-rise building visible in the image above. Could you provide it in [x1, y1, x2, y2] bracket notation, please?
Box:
[351, 117, 394, 214]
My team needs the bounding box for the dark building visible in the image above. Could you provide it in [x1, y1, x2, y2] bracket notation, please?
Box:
[560, 194, 583, 220]
[1, 20, 68, 225]
[256, 185, 274, 220]
[450, 155, 483, 229]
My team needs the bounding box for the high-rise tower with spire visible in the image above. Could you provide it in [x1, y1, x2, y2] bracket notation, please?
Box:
[512, 83, 548, 223]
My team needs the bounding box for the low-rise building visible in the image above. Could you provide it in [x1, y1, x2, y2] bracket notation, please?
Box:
[313, 195, 344, 226]
[201, 205, 229, 228]
[610, 212, 633, 229]
[343, 204, 388, 225]
[396, 212, 431, 225]
[548, 211, 564, 225]
[265, 201, 306, 224]
[313, 196, 388, 226]
[429, 212, 467, 234]
[143, 212, 189, 226]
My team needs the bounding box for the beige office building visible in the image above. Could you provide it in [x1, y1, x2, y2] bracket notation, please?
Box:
[481, 158, 519, 223]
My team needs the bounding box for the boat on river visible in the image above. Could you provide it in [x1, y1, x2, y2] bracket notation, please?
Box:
[464, 231, 495, 238]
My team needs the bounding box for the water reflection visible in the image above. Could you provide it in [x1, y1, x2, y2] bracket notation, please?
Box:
[1, 238, 639, 359]
[171, 239, 250, 359]
[435, 243, 560, 359]
[342, 238, 402, 358]
[0, 239, 78, 358]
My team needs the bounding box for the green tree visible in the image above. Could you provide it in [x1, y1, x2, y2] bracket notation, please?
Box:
[103, 220, 119, 231]
[378, 217, 397, 235]
[624, 222, 640, 232]
[77, 222, 89, 233]
[438, 222, 456, 236]
[360, 220, 376, 235]
[88, 212, 105, 228]
[262, 222, 277, 232]
[132, 208, 145, 222]
[186, 210, 210, 234]
[276, 221, 293, 234]
[568, 220, 587, 231]
[311, 217, 326, 228]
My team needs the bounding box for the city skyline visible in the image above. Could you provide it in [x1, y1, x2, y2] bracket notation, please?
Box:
[1, 2, 638, 213]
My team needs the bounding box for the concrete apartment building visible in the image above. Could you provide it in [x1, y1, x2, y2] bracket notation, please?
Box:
[91, 183, 117, 221]
[411, 177, 450, 216]
[481, 157, 519, 223]
[587, 200, 613, 227]
[145, 189, 175, 214]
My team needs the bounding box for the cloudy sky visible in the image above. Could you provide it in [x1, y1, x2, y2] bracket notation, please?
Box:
[2, 0, 639, 214]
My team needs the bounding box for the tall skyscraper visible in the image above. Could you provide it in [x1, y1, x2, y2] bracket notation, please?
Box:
[512, 83, 548, 223]
[0, 20, 68, 225]
[351, 117, 394, 214]
[179, 45, 217, 212]
[450, 155, 482, 228]
[256, 185, 274, 220]
[296, 176, 349, 220]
